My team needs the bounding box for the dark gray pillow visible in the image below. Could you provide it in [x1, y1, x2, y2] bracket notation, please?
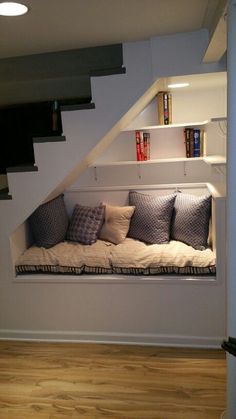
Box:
[29, 194, 69, 249]
[67, 204, 105, 245]
[128, 191, 176, 244]
[171, 193, 211, 250]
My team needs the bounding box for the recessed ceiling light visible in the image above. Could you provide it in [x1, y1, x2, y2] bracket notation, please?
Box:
[167, 83, 190, 89]
[0, 2, 28, 16]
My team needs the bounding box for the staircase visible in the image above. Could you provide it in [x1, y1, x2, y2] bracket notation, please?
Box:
[0, 40, 157, 238]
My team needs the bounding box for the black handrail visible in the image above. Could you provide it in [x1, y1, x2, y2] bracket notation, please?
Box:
[221, 337, 236, 357]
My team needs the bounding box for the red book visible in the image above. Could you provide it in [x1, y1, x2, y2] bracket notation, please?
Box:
[135, 131, 142, 161]
[139, 131, 144, 160]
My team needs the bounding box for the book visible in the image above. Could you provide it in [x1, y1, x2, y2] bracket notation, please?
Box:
[157, 92, 165, 125]
[157, 91, 172, 125]
[200, 129, 204, 157]
[163, 92, 169, 125]
[193, 129, 201, 157]
[189, 128, 194, 157]
[167, 92, 172, 124]
[135, 131, 150, 161]
[184, 127, 203, 158]
[140, 131, 144, 160]
[184, 128, 191, 158]
[143, 132, 150, 160]
[135, 131, 142, 161]
[147, 133, 150, 160]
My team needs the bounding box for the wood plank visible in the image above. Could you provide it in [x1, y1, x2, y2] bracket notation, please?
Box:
[0, 342, 226, 418]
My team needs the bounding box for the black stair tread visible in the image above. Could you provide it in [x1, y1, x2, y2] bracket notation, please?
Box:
[90, 66, 126, 77]
[0, 187, 12, 200]
[6, 165, 38, 173]
[0, 193, 12, 200]
[33, 135, 66, 143]
[60, 102, 95, 112]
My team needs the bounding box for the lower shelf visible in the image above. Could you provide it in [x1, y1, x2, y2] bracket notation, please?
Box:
[92, 155, 226, 168]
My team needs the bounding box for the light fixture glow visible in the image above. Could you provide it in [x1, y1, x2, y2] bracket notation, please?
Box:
[167, 83, 190, 89]
[0, 2, 28, 16]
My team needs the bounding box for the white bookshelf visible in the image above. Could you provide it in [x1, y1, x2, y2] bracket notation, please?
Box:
[122, 120, 209, 132]
[203, 155, 226, 166]
[92, 76, 227, 171]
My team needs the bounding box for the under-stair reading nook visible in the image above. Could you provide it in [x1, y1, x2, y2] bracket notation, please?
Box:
[0, 33, 227, 348]
[7, 65, 227, 348]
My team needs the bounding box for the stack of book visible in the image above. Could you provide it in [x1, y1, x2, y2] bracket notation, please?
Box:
[157, 91, 172, 125]
[184, 127, 204, 158]
[135, 131, 150, 161]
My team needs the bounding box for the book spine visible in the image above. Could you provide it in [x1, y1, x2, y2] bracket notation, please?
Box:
[157, 92, 164, 125]
[140, 131, 144, 161]
[147, 133, 150, 160]
[167, 92, 172, 124]
[193, 129, 200, 157]
[200, 129, 204, 157]
[135, 131, 142, 161]
[143, 132, 150, 160]
[163, 92, 169, 125]
[143, 133, 147, 161]
[189, 128, 194, 157]
[184, 128, 191, 158]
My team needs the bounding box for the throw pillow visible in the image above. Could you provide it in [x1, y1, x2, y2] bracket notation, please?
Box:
[29, 194, 69, 249]
[99, 203, 135, 244]
[171, 192, 211, 250]
[67, 204, 105, 245]
[128, 191, 176, 244]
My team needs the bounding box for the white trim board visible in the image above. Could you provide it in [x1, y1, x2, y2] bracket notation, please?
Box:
[13, 274, 217, 284]
[0, 329, 223, 349]
[66, 182, 225, 199]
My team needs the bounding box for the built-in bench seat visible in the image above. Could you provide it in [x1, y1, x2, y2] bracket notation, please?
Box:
[15, 237, 216, 277]
[11, 184, 225, 346]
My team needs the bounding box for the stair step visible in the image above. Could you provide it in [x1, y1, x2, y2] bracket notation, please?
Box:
[33, 135, 66, 143]
[6, 165, 38, 173]
[0, 187, 12, 200]
[90, 66, 126, 77]
[60, 102, 95, 112]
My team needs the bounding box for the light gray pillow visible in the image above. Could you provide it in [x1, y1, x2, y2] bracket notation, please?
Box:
[29, 194, 69, 249]
[171, 193, 211, 250]
[99, 203, 135, 244]
[128, 191, 176, 244]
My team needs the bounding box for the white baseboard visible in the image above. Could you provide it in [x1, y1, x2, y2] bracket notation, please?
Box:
[0, 329, 223, 348]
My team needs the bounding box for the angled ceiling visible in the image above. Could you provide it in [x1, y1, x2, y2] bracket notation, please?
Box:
[0, 0, 227, 59]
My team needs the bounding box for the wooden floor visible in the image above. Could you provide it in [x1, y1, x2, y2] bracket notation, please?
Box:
[0, 341, 226, 419]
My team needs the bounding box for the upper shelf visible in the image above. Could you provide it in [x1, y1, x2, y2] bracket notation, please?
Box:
[203, 155, 226, 166]
[122, 117, 227, 132]
[122, 120, 209, 132]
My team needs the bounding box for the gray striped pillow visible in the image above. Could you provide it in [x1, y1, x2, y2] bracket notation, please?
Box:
[128, 191, 176, 244]
[29, 194, 69, 249]
[171, 193, 211, 250]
